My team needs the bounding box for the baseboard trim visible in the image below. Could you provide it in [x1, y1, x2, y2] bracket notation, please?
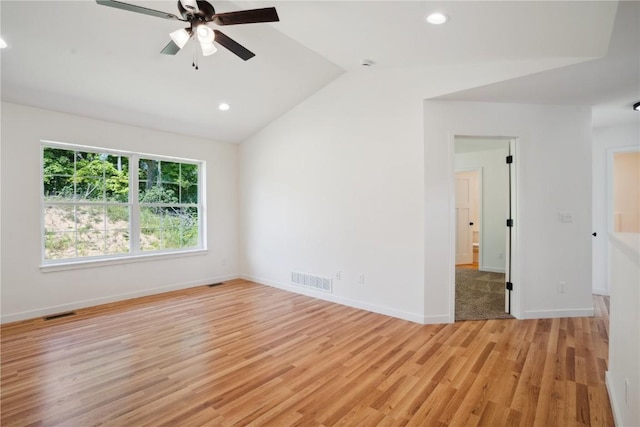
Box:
[605, 371, 623, 427]
[523, 307, 594, 319]
[421, 314, 451, 324]
[0, 274, 241, 324]
[593, 287, 610, 296]
[241, 274, 429, 324]
[479, 266, 506, 273]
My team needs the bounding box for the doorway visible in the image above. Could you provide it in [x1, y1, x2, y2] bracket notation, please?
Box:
[455, 170, 480, 269]
[605, 147, 640, 291]
[610, 150, 640, 233]
[453, 137, 514, 321]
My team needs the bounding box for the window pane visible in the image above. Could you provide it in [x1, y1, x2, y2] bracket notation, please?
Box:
[181, 207, 199, 247]
[138, 159, 159, 186]
[140, 228, 161, 251]
[163, 184, 180, 203]
[105, 155, 129, 202]
[182, 225, 199, 247]
[75, 176, 105, 201]
[139, 182, 178, 204]
[161, 161, 180, 184]
[106, 230, 129, 255]
[77, 231, 105, 257]
[43, 147, 75, 176]
[181, 185, 198, 204]
[43, 147, 75, 200]
[44, 205, 75, 233]
[106, 206, 129, 230]
[161, 228, 181, 250]
[140, 207, 162, 228]
[77, 205, 105, 232]
[163, 209, 181, 228]
[44, 231, 75, 260]
[181, 163, 198, 185]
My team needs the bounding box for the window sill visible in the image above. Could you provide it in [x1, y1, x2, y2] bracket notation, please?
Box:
[40, 249, 209, 273]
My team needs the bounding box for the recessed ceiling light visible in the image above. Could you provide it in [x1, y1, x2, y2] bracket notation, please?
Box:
[219, 103, 230, 111]
[634, 101, 640, 111]
[426, 12, 448, 25]
[0, 37, 7, 49]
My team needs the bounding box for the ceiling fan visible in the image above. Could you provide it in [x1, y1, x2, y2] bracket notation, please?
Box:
[96, 0, 279, 61]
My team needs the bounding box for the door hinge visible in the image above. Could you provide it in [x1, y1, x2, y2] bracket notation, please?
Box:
[506, 155, 513, 164]
[506, 282, 513, 291]
[506, 219, 514, 227]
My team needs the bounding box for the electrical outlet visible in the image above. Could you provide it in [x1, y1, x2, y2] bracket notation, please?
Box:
[498, 252, 504, 260]
[358, 274, 365, 284]
[558, 212, 573, 223]
[335, 271, 341, 280]
[558, 281, 566, 293]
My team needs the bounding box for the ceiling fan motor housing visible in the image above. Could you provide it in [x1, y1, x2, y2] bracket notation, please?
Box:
[178, 0, 215, 21]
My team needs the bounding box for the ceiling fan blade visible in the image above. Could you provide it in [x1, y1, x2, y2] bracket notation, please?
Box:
[212, 7, 279, 26]
[160, 40, 182, 55]
[95, 0, 182, 20]
[213, 30, 255, 61]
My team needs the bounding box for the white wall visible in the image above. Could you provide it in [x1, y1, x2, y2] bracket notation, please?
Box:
[424, 101, 593, 321]
[592, 122, 640, 295]
[607, 233, 640, 427]
[238, 55, 600, 324]
[455, 148, 509, 272]
[239, 70, 427, 322]
[0, 103, 239, 322]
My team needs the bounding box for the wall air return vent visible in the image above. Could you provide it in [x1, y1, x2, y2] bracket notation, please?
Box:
[291, 272, 333, 293]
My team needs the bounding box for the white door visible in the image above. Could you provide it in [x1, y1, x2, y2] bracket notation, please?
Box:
[456, 173, 473, 264]
[505, 143, 516, 314]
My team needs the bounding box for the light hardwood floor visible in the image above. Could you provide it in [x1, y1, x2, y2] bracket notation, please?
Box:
[1, 280, 614, 426]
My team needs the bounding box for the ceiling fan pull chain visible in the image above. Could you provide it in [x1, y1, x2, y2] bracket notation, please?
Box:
[192, 45, 199, 70]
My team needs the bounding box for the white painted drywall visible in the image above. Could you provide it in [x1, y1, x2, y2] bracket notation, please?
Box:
[455, 148, 509, 272]
[607, 232, 640, 427]
[424, 101, 593, 321]
[239, 70, 427, 322]
[592, 123, 639, 295]
[239, 56, 600, 324]
[0, 103, 239, 322]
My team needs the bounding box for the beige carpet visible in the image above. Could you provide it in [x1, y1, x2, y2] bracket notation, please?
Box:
[455, 268, 514, 321]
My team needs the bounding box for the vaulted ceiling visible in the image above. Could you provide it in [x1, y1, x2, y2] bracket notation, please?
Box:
[1, 1, 635, 142]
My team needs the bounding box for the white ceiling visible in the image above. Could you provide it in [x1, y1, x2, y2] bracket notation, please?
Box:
[1, 1, 634, 142]
[436, 1, 639, 129]
[246, 0, 616, 70]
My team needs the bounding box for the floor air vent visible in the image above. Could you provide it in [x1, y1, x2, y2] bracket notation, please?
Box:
[44, 311, 76, 321]
[207, 283, 224, 288]
[291, 272, 333, 293]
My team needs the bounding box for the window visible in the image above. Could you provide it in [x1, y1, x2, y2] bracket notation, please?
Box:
[42, 142, 204, 264]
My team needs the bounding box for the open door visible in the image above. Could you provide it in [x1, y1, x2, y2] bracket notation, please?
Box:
[455, 172, 475, 265]
[504, 141, 516, 314]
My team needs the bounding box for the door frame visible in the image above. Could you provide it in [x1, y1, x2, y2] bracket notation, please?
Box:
[449, 135, 520, 321]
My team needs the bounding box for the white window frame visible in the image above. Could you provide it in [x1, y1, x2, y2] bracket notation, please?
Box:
[40, 141, 207, 271]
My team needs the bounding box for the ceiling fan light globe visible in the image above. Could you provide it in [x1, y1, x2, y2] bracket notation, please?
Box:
[170, 28, 191, 49]
[200, 42, 217, 56]
[197, 25, 215, 44]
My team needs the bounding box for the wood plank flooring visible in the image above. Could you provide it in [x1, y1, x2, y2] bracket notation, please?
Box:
[1, 280, 614, 426]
